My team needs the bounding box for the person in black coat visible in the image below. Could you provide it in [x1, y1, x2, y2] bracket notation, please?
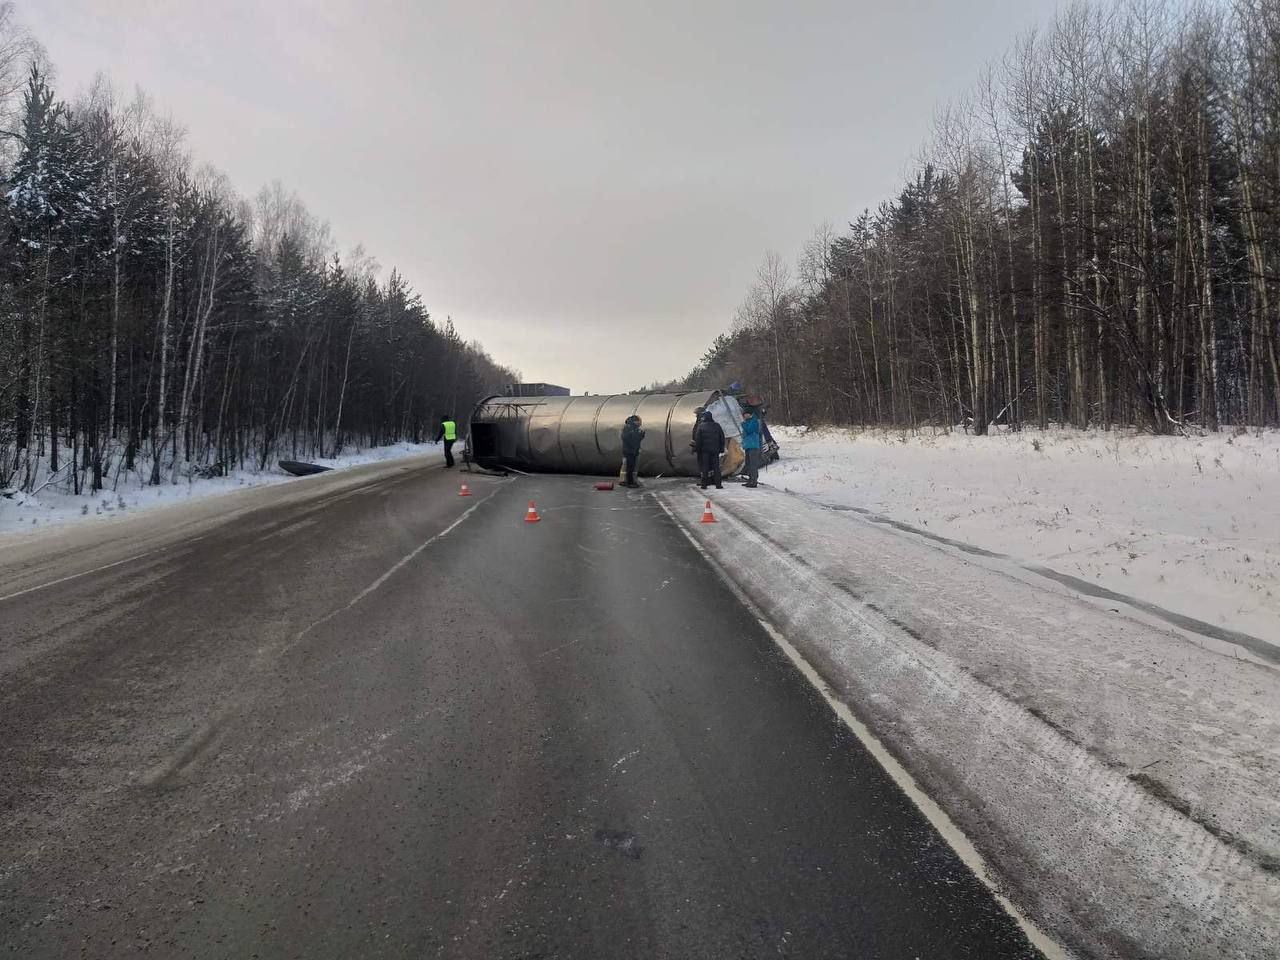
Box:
[692, 410, 725, 489]
[690, 407, 705, 449]
[620, 415, 644, 487]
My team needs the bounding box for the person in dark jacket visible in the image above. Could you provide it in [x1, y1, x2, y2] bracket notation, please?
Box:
[620, 415, 644, 487]
[435, 415, 457, 467]
[693, 410, 725, 489]
[690, 407, 705, 449]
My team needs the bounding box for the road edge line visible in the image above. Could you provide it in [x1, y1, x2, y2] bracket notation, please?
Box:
[653, 493, 1074, 960]
[0, 459, 445, 603]
[0, 549, 164, 604]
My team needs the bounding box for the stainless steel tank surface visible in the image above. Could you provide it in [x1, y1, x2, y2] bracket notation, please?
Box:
[465, 391, 731, 477]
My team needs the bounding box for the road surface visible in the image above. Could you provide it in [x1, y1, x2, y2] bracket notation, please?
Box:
[1, 458, 1043, 958]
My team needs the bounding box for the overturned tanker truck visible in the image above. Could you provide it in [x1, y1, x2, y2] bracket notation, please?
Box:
[464, 391, 746, 478]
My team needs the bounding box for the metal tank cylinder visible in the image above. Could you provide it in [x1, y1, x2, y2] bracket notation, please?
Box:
[466, 391, 738, 477]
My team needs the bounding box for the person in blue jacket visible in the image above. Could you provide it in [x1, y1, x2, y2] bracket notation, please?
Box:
[740, 409, 762, 488]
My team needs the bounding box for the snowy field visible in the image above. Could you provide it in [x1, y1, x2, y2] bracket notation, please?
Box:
[766, 426, 1280, 650]
[0, 442, 443, 537]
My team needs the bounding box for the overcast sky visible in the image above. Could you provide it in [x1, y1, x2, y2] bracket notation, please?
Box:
[29, 0, 1061, 394]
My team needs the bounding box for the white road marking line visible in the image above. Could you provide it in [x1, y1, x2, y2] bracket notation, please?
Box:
[142, 481, 506, 784]
[611, 749, 640, 770]
[537, 636, 585, 659]
[286, 483, 507, 649]
[653, 494, 1074, 960]
[253, 517, 320, 543]
[0, 549, 165, 604]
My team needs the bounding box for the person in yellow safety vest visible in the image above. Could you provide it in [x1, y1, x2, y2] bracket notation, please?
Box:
[435, 416, 457, 467]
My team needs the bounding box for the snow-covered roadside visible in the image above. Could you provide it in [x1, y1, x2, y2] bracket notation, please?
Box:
[766, 426, 1280, 650]
[0, 442, 444, 537]
[659, 483, 1280, 960]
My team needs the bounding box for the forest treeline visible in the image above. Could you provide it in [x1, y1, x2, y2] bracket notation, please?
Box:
[0, 4, 515, 496]
[678, 0, 1280, 434]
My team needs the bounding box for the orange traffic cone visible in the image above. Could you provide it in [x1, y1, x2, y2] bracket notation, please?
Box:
[699, 500, 717, 524]
[524, 500, 542, 523]
[458, 483, 472, 497]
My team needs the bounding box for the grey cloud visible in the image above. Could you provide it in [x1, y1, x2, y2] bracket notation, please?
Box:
[30, 0, 1059, 393]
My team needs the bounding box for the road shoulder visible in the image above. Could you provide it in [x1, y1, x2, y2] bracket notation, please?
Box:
[657, 482, 1280, 960]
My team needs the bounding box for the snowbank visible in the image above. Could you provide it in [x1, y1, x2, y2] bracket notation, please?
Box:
[0, 442, 443, 537]
[661, 482, 1279, 960]
[768, 426, 1280, 651]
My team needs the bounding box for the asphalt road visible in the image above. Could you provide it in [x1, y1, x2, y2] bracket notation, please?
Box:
[1, 460, 1043, 959]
